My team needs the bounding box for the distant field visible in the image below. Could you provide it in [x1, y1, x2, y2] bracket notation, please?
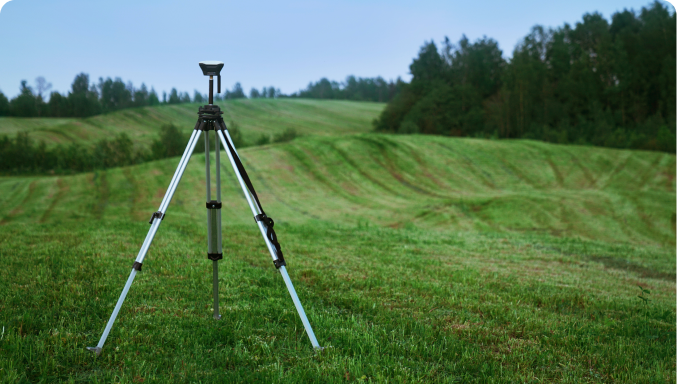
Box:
[0, 101, 674, 383]
[0, 99, 385, 147]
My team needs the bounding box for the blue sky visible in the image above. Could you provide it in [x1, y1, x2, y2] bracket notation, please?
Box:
[0, 0, 673, 98]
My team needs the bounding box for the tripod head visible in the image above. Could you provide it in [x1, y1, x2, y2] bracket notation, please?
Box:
[199, 61, 224, 105]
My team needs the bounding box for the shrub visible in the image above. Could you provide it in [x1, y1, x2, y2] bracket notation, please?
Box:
[398, 121, 419, 134]
[656, 126, 676, 153]
[272, 127, 298, 143]
[151, 124, 187, 160]
[1, 130, 165, 175]
[226, 121, 246, 148]
[254, 133, 270, 146]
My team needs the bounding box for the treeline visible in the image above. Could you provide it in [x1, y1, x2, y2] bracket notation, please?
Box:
[0, 74, 265, 118]
[0, 71, 403, 119]
[0, 73, 190, 118]
[0, 125, 207, 174]
[374, 1, 676, 152]
[0, 122, 302, 175]
[291, 75, 405, 102]
[249, 85, 282, 99]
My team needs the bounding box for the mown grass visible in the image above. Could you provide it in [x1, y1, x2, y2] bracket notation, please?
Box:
[0, 220, 674, 383]
[0, 101, 675, 382]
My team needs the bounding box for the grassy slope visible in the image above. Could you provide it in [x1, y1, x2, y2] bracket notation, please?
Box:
[0, 101, 675, 383]
[0, 99, 384, 147]
[1, 135, 673, 247]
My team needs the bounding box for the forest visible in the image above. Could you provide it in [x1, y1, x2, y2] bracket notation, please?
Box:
[374, 1, 676, 152]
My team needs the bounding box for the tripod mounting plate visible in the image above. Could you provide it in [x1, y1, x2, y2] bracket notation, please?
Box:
[199, 61, 224, 76]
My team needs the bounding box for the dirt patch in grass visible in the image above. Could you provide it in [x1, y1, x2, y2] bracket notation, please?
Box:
[154, 188, 166, 199]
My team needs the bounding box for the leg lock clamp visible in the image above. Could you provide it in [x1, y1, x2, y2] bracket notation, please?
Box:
[206, 200, 222, 209]
[132, 262, 143, 271]
[149, 211, 165, 224]
[273, 257, 286, 269]
[208, 253, 223, 261]
[255, 213, 286, 269]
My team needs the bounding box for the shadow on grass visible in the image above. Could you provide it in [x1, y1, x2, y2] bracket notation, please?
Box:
[587, 255, 676, 281]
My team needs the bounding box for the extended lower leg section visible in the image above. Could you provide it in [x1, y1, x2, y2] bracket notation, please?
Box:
[279, 266, 320, 348]
[87, 268, 138, 356]
[212, 260, 220, 320]
[216, 127, 320, 349]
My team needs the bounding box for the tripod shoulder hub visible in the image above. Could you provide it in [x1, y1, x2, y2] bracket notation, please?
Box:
[198, 105, 223, 116]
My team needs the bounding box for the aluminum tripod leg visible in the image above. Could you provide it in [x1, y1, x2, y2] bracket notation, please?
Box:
[87, 128, 202, 356]
[215, 126, 321, 349]
[214, 132, 223, 319]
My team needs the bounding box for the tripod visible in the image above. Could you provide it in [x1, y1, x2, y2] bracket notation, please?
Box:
[87, 61, 320, 355]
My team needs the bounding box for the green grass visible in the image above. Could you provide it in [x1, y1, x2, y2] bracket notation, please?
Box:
[0, 99, 385, 148]
[0, 101, 674, 382]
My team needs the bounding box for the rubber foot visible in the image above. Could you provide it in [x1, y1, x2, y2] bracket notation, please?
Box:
[86, 346, 102, 356]
[214, 314, 221, 320]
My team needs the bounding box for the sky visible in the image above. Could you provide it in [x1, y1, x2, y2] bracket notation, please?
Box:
[0, 0, 674, 99]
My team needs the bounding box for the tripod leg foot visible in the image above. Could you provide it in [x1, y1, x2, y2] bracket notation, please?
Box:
[213, 314, 221, 320]
[86, 346, 102, 356]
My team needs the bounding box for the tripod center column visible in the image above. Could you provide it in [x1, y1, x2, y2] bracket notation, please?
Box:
[206, 126, 223, 261]
[204, 121, 223, 321]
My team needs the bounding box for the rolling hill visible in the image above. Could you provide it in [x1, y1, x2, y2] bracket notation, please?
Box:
[0, 133, 673, 247]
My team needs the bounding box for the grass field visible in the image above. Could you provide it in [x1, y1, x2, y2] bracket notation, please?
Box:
[0, 99, 675, 383]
